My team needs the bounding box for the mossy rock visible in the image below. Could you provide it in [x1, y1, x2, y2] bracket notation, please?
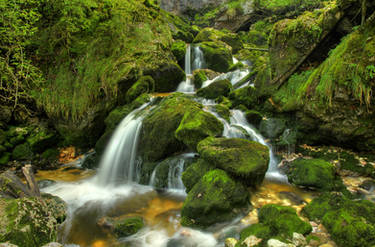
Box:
[215, 104, 230, 122]
[259, 118, 286, 139]
[193, 70, 208, 89]
[181, 159, 214, 193]
[104, 94, 151, 132]
[237, 223, 272, 246]
[303, 193, 375, 247]
[0, 153, 10, 166]
[0, 129, 6, 145]
[0, 106, 12, 124]
[181, 169, 249, 227]
[197, 137, 269, 187]
[26, 126, 58, 153]
[12, 143, 33, 161]
[229, 86, 257, 109]
[139, 93, 202, 162]
[149, 154, 196, 189]
[6, 126, 30, 146]
[196, 79, 232, 99]
[229, 62, 246, 72]
[175, 108, 223, 151]
[245, 110, 263, 126]
[199, 41, 233, 73]
[193, 28, 243, 53]
[0, 197, 66, 247]
[171, 40, 187, 65]
[287, 158, 344, 191]
[144, 62, 185, 92]
[113, 217, 144, 238]
[125, 76, 154, 104]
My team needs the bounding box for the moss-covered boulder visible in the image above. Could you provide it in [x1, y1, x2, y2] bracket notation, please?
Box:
[181, 169, 249, 227]
[193, 28, 243, 53]
[139, 93, 202, 162]
[125, 76, 154, 104]
[193, 70, 208, 89]
[259, 118, 286, 139]
[171, 40, 187, 65]
[12, 143, 33, 161]
[287, 158, 344, 191]
[199, 41, 233, 73]
[197, 137, 269, 186]
[175, 109, 223, 150]
[238, 205, 311, 246]
[26, 126, 58, 154]
[245, 110, 263, 126]
[113, 217, 144, 238]
[215, 104, 230, 122]
[0, 197, 66, 247]
[181, 159, 214, 193]
[144, 61, 185, 92]
[229, 86, 257, 109]
[303, 193, 375, 247]
[196, 79, 232, 99]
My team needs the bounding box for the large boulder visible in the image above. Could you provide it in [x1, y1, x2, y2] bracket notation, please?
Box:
[144, 61, 185, 92]
[287, 158, 344, 191]
[239, 204, 312, 246]
[199, 41, 233, 73]
[196, 79, 232, 99]
[303, 193, 375, 247]
[175, 108, 223, 150]
[197, 137, 269, 186]
[181, 169, 249, 227]
[193, 28, 243, 53]
[228, 86, 257, 109]
[0, 196, 67, 247]
[139, 93, 202, 162]
[181, 159, 214, 193]
[125, 76, 154, 104]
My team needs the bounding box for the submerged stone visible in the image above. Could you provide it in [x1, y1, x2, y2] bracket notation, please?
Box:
[113, 216, 144, 238]
[125, 76, 154, 104]
[175, 108, 223, 150]
[197, 137, 269, 186]
[181, 169, 249, 227]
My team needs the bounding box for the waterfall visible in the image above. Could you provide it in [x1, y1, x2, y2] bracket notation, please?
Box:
[201, 69, 250, 88]
[192, 46, 205, 71]
[177, 44, 194, 93]
[96, 103, 150, 186]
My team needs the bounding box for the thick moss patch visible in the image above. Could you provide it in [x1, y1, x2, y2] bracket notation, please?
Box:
[175, 108, 223, 150]
[199, 41, 233, 73]
[125, 76, 154, 104]
[197, 137, 269, 186]
[113, 217, 144, 238]
[196, 79, 232, 100]
[181, 159, 214, 193]
[181, 169, 249, 227]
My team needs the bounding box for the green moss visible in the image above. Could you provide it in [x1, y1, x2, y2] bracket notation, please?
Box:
[215, 104, 230, 122]
[259, 118, 287, 139]
[194, 28, 243, 53]
[171, 40, 187, 64]
[139, 93, 202, 162]
[0, 152, 11, 165]
[41, 148, 59, 161]
[199, 41, 233, 72]
[287, 158, 345, 191]
[193, 70, 208, 89]
[26, 126, 58, 153]
[12, 143, 33, 160]
[175, 108, 223, 151]
[113, 217, 144, 238]
[303, 193, 375, 247]
[145, 61, 185, 92]
[197, 137, 269, 186]
[244, 110, 263, 126]
[125, 76, 154, 103]
[182, 159, 214, 192]
[181, 169, 249, 227]
[196, 79, 232, 99]
[229, 86, 258, 109]
[239, 223, 272, 242]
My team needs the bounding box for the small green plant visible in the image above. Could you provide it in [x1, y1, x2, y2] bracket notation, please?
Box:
[366, 65, 375, 79]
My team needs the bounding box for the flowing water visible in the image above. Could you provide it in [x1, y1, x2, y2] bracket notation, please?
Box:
[39, 45, 292, 247]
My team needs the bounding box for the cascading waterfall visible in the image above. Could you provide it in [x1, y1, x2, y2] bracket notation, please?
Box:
[177, 44, 194, 93]
[192, 45, 205, 71]
[96, 103, 150, 186]
[201, 68, 250, 88]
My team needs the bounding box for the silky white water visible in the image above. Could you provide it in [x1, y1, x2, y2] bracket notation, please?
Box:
[201, 69, 250, 88]
[192, 45, 205, 71]
[177, 44, 195, 93]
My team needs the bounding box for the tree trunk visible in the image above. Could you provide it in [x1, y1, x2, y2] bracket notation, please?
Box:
[362, 0, 367, 25]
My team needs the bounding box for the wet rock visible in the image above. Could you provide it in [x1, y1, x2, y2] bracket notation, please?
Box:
[196, 79, 232, 99]
[144, 61, 185, 92]
[139, 93, 201, 162]
[193, 70, 208, 89]
[224, 238, 238, 247]
[286, 158, 345, 192]
[0, 170, 32, 198]
[97, 216, 115, 232]
[171, 40, 186, 65]
[359, 179, 375, 191]
[292, 232, 306, 246]
[175, 108, 223, 150]
[199, 41, 233, 73]
[0, 243, 18, 247]
[182, 159, 214, 192]
[197, 137, 269, 187]
[0, 196, 67, 247]
[113, 216, 144, 238]
[193, 28, 243, 53]
[229, 86, 257, 110]
[81, 151, 99, 169]
[243, 235, 262, 247]
[181, 169, 249, 227]
[267, 239, 295, 247]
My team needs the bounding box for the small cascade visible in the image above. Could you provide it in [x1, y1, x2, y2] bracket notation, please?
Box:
[96, 103, 150, 186]
[201, 69, 250, 88]
[177, 44, 195, 93]
[192, 45, 205, 71]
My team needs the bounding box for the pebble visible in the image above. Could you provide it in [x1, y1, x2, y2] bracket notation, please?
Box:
[292, 232, 307, 246]
[243, 235, 262, 247]
[267, 239, 296, 247]
[225, 238, 238, 247]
